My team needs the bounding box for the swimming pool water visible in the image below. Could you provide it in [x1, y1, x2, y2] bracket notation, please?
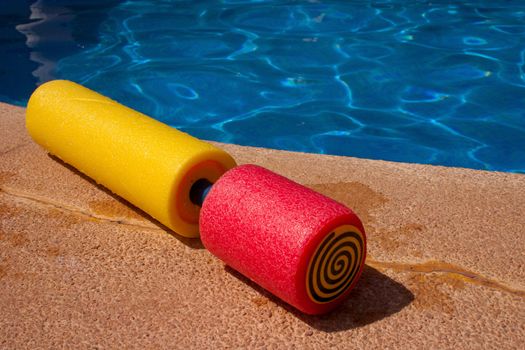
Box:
[2, 0, 525, 173]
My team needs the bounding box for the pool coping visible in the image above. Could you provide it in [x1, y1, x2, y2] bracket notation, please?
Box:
[1, 102, 524, 348]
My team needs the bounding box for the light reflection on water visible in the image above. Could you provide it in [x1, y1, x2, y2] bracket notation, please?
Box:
[2, 0, 525, 173]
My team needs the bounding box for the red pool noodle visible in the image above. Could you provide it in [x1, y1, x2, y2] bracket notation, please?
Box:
[200, 164, 366, 315]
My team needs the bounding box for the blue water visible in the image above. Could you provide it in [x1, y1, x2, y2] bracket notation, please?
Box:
[2, 1, 525, 173]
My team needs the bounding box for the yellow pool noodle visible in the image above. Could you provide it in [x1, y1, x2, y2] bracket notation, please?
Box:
[26, 80, 236, 237]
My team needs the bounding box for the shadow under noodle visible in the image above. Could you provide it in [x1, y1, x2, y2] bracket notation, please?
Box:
[48, 154, 205, 249]
[226, 264, 414, 332]
[49, 156, 414, 328]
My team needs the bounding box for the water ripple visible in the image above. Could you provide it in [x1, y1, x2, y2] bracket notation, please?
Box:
[6, 0, 525, 172]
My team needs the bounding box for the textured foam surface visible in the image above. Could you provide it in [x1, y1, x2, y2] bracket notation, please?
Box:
[1, 103, 524, 348]
[26, 80, 236, 237]
[201, 164, 365, 314]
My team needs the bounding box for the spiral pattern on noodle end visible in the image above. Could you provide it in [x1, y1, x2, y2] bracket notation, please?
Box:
[306, 225, 365, 304]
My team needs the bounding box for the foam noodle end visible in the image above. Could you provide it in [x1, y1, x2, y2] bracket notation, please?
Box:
[200, 164, 366, 314]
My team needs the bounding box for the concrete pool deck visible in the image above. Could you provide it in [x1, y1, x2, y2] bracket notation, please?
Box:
[1, 102, 524, 348]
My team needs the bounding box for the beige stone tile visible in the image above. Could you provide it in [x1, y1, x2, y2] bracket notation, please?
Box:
[1, 103, 524, 349]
